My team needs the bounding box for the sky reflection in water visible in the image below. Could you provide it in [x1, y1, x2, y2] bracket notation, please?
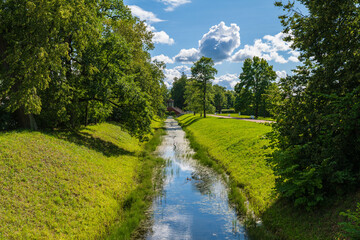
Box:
[146, 118, 247, 240]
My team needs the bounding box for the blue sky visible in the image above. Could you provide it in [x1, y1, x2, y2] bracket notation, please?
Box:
[123, 0, 301, 89]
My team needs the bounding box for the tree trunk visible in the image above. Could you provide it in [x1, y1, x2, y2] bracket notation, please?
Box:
[203, 80, 206, 118]
[85, 101, 89, 126]
[15, 108, 38, 130]
[255, 102, 259, 119]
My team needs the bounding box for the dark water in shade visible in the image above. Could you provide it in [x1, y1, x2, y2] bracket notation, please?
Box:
[145, 117, 247, 240]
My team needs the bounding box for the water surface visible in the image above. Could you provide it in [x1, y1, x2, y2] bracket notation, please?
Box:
[146, 117, 247, 240]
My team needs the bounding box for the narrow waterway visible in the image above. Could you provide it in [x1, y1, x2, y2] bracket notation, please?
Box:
[145, 117, 247, 240]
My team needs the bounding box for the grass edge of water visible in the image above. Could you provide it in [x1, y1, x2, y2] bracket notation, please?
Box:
[106, 124, 166, 240]
[177, 116, 280, 240]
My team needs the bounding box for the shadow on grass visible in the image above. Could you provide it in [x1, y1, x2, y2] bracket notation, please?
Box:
[47, 129, 135, 157]
[179, 116, 201, 127]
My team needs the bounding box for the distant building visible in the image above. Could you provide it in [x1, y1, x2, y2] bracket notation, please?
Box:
[166, 99, 184, 115]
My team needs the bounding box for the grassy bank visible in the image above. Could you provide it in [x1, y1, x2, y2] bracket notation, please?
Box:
[0, 120, 164, 239]
[177, 114, 354, 240]
[177, 114, 274, 214]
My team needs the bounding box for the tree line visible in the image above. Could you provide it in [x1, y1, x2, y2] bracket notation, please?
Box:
[0, 0, 167, 138]
[170, 56, 278, 119]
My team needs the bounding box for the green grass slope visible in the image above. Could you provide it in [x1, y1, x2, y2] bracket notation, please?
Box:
[177, 114, 274, 214]
[0, 121, 163, 239]
[177, 114, 355, 240]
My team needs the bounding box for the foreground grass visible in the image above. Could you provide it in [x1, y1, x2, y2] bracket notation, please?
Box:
[177, 114, 354, 240]
[177, 114, 274, 214]
[0, 120, 164, 239]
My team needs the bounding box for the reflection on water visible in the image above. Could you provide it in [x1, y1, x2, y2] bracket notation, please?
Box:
[145, 117, 247, 240]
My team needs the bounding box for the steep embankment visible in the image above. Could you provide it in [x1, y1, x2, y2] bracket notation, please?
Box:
[0, 121, 163, 239]
[177, 114, 354, 240]
[177, 114, 274, 214]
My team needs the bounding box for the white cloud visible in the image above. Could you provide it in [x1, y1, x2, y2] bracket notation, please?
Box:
[199, 22, 241, 62]
[174, 22, 241, 63]
[128, 6, 174, 45]
[153, 31, 175, 45]
[174, 48, 200, 63]
[213, 73, 239, 89]
[263, 32, 292, 51]
[232, 32, 300, 64]
[276, 70, 287, 80]
[163, 65, 191, 88]
[152, 54, 174, 64]
[158, 0, 191, 11]
[128, 5, 164, 23]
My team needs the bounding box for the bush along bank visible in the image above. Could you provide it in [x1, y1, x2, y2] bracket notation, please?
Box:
[0, 120, 165, 240]
[176, 114, 353, 240]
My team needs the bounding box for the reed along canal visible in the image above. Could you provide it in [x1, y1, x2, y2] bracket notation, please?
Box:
[145, 117, 247, 240]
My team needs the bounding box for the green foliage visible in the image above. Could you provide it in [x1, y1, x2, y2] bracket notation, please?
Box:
[340, 203, 360, 239]
[224, 90, 236, 109]
[191, 57, 218, 117]
[234, 57, 276, 118]
[170, 73, 188, 109]
[270, 0, 360, 208]
[213, 84, 226, 113]
[0, 0, 166, 134]
[184, 79, 215, 115]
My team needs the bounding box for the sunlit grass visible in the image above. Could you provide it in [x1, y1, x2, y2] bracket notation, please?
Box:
[216, 113, 274, 121]
[177, 114, 274, 214]
[177, 114, 353, 240]
[0, 120, 164, 239]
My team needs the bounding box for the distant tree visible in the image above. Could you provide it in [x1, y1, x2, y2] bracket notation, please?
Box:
[184, 79, 215, 116]
[191, 57, 217, 118]
[234, 57, 276, 118]
[224, 90, 236, 109]
[213, 85, 226, 113]
[262, 82, 282, 117]
[170, 73, 188, 109]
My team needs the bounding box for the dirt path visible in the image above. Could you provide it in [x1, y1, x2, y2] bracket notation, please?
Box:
[208, 114, 275, 123]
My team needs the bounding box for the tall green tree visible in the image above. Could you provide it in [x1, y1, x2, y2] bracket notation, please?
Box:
[269, 0, 360, 207]
[170, 73, 188, 109]
[234, 56, 276, 118]
[213, 85, 226, 113]
[224, 90, 235, 109]
[191, 57, 217, 118]
[184, 79, 215, 116]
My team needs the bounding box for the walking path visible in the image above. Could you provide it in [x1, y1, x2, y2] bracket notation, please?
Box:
[208, 114, 275, 124]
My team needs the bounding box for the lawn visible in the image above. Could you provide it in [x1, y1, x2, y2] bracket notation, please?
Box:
[0, 120, 164, 239]
[216, 113, 274, 121]
[177, 114, 275, 214]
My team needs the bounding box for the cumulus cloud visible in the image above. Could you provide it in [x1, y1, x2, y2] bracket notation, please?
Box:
[128, 5, 164, 23]
[158, 0, 191, 11]
[199, 22, 241, 62]
[174, 48, 200, 63]
[163, 65, 191, 88]
[174, 22, 240, 63]
[232, 32, 300, 64]
[152, 54, 174, 64]
[276, 70, 287, 80]
[153, 31, 175, 45]
[128, 5, 175, 45]
[213, 73, 239, 89]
